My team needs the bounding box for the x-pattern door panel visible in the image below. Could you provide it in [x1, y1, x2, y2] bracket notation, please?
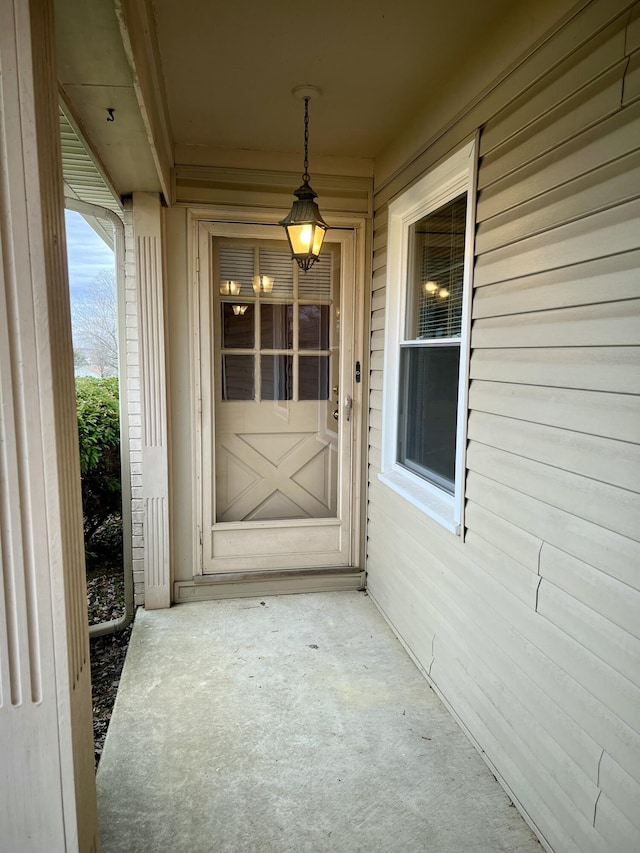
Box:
[216, 402, 337, 521]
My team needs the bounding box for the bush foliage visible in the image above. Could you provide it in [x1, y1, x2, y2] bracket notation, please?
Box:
[75, 377, 122, 568]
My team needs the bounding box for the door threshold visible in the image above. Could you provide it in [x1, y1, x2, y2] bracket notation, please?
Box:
[174, 567, 365, 603]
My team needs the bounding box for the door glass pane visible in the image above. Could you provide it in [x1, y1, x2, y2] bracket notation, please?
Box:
[222, 354, 254, 400]
[299, 305, 329, 350]
[222, 303, 254, 348]
[261, 304, 293, 350]
[219, 244, 254, 295]
[257, 250, 294, 299]
[299, 255, 331, 300]
[214, 239, 340, 522]
[261, 354, 293, 400]
[299, 356, 330, 400]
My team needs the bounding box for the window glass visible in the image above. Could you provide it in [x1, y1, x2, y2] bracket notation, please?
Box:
[398, 346, 460, 492]
[407, 194, 466, 341]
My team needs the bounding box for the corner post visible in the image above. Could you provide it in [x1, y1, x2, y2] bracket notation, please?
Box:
[133, 192, 171, 608]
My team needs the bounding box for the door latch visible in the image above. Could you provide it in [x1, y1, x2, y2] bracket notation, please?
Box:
[344, 395, 352, 422]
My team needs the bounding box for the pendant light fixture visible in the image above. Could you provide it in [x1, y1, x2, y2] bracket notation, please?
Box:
[280, 86, 328, 272]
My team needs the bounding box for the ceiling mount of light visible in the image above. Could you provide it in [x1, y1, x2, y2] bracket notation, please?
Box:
[280, 86, 328, 273]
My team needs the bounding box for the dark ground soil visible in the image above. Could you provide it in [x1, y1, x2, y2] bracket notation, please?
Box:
[87, 567, 133, 768]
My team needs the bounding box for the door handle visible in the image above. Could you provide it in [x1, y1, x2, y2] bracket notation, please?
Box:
[344, 395, 352, 423]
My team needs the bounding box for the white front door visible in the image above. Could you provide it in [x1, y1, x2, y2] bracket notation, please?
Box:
[196, 221, 359, 574]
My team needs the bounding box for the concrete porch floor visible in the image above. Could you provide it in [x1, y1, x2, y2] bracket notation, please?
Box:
[96, 591, 541, 852]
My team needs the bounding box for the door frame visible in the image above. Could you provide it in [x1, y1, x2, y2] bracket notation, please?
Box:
[183, 206, 368, 599]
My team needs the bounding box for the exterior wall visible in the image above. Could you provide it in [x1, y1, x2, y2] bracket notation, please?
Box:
[164, 172, 372, 596]
[367, 2, 640, 853]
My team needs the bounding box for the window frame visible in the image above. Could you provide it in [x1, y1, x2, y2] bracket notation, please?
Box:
[379, 138, 477, 535]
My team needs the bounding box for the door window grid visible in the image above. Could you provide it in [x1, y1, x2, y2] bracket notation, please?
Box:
[216, 241, 335, 402]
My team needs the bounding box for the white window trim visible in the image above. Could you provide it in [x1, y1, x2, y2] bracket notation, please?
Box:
[379, 137, 477, 536]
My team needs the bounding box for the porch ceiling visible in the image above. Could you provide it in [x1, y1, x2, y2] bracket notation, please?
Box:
[54, 0, 579, 199]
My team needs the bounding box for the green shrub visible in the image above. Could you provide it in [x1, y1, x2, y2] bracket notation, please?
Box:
[76, 377, 122, 568]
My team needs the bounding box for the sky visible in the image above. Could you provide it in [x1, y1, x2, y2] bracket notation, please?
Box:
[65, 209, 114, 301]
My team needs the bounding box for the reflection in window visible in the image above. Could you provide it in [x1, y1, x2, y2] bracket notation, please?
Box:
[261, 304, 293, 350]
[222, 355, 254, 400]
[299, 356, 330, 400]
[398, 346, 459, 492]
[222, 303, 254, 348]
[299, 305, 329, 350]
[261, 355, 293, 400]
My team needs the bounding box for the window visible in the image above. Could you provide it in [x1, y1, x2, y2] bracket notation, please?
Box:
[380, 139, 477, 534]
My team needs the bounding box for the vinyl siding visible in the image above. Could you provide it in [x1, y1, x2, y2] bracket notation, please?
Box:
[366, 2, 640, 852]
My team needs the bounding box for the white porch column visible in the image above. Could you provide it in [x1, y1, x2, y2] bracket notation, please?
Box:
[0, 0, 99, 850]
[133, 192, 171, 608]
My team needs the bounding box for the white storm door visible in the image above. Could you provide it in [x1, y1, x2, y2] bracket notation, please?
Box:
[197, 222, 356, 573]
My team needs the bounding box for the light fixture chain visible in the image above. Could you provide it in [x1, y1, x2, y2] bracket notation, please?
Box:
[303, 97, 310, 183]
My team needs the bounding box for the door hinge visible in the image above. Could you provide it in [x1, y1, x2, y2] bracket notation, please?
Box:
[195, 255, 200, 273]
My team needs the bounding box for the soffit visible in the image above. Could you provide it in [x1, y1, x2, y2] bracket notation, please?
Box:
[55, 0, 163, 196]
[151, 0, 532, 161]
[54, 0, 581, 195]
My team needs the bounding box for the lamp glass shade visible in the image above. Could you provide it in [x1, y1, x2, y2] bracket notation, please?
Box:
[285, 221, 327, 260]
[280, 180, 328, 271]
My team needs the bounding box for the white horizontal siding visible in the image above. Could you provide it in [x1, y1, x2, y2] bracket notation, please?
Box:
[367, 1, 640, 851]
[468, 410, 639, 491]
[467, 471, 640, 591]
[470, 345, 640, 393]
